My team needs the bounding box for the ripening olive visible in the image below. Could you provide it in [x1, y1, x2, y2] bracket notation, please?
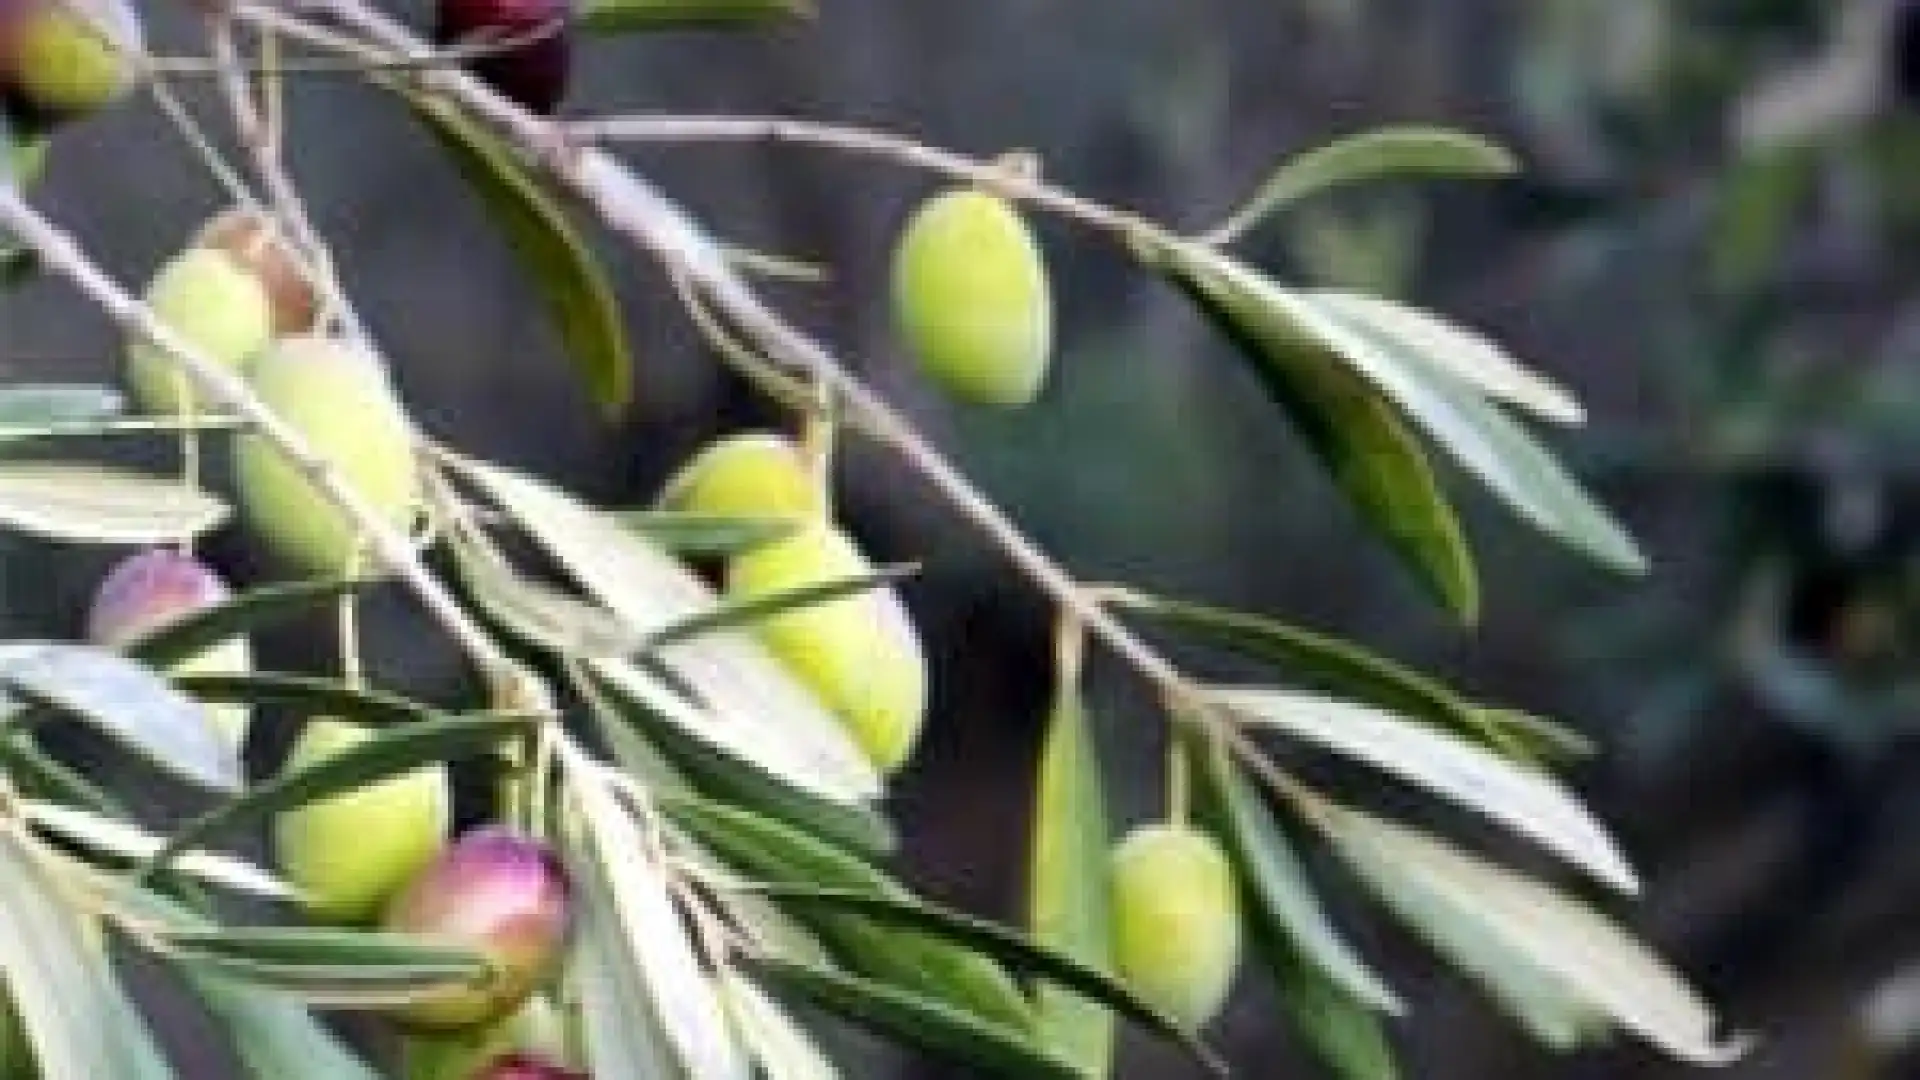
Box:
[86, 548, 253, 748]
[276, 719, 450, 925]
[0, 0, 141, 132]
[727, 523, 927, 773]
[234, 335, 419, 574]
[1109, 824, 1241, 1029]
[656, 432, 824, 521]
[384, 828, 572, 1032]
[892, 187, 1054, 407]
[193, 209, 321, 337]
[434, 0, 574, 116]
[124, 247, 275, 419]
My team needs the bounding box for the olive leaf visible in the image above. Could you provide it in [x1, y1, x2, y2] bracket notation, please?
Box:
[0, 464, 229, 545]
[579, 0, 812, 33]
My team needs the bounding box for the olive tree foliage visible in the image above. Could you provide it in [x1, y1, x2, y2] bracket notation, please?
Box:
[0, 1, 1747, 1078]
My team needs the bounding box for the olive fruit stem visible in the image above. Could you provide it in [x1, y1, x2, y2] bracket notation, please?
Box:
[0, 188, 513, 683]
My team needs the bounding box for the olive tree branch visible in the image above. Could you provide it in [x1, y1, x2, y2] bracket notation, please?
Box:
[244, 0, 1197, 703]
[0, 187, 514, 682]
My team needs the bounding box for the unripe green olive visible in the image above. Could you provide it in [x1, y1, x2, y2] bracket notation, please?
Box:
[892, 187, 1054, 407]
[124, 247, 275, 419]
[657, 432, 823, 520]
[1109, 824, 1241, 1029]
[276, 719, 450, 925]
[0, 0, 142, 131]
[384, 828, 572, 1032]
[86, 548, 253, 749]
[193, 209, 321, 337]
[234, 335, 419, 575]
[726, 523, 926, 773]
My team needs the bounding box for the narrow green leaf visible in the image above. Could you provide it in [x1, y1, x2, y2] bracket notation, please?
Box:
[738, 884, 1228, 1078]
[0, 414, 246, 447]
[1026, 684, 1115, 1077]
[582, 662, 896, 857]
[571, 842, 694, 1080]
[190, 973, 385, 1080]
[0, 835, 177, 1080]
[170, 672, 446, 729]
[1190, 744, 1401, 1015]
[1150, 245, 1479, 620]
[1114, 592, 1511, 754]
[22, 801, 294, 900]
[0, 385, 123, 427]
[152, 928, 490, 1005]
[1323, 804, 1748, 1063]
[643, 563, 918, 651]
[1209, 128, 1517, 244]
[579, 0, 811, 33]
[743, 956, 1083, 1080]
[716, 969, 840, 1080]
[129, 579, 377, 669]
[0, 642, 240, 792]
[1306, 292, 1583, 425]
[146, 714, 530, 874]
[616, 509, 801, 557]
[1257, 934, 1400, 1080]
[449, 535, 645, 659]
[1211, 685, 1638, 894]
[660, 792, 1034, 1031]
[407, 97, 634, 413]
[0, 463, 229, 545]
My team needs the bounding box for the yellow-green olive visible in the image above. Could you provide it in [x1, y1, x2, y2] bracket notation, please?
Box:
[234, 335, 419, 575]
[125, 247, 274, 419]
[727, 523, 927, 773]
[275, 719, 450, 925]
[0, 0, 142, 131]
[892, 187, 1054, 407]
[1110, 824, 1241, 1029]
[657, 432, 824, 521]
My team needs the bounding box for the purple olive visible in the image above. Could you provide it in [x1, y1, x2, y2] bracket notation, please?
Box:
[470, 1053, 586, 1080]
[385, 827, 572, 1032]
[433, 0, 573, 115]
[86, 548, 232, 646]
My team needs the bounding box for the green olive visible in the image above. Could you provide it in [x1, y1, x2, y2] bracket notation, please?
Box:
[275, 718, 450, 925]
[234, 335, 419, 575]
[0, 0, 142, 130]
[657, 431, 824, 521]
[124, 247, 274, 419]
[727, 523, 927, 773]
[1110, 823, 1241, 1029]
[892, 187, 1054, 407]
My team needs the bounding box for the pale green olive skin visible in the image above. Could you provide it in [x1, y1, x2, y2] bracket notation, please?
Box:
[892, 188, 1054, 407]
[657, 432, 824, 521]
[234, 335, 419, 575]
[727, 523, 927, 774]
[124, 247, 275, 419]
[275, 719, 450, 925]
[1109, 824, 1242, 1029]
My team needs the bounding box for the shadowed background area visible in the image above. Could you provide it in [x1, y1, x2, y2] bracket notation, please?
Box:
[7, 0, 1920, 1076]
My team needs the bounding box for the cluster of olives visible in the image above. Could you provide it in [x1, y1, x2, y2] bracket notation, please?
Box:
[0, 0, 141, 138]
[1110, 823, 1242, 1030]
[661, 433, 928, 774]
[126, 209, 420, 576]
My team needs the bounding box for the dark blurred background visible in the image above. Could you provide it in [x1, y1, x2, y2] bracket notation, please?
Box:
[10, 0, 1920, 1076]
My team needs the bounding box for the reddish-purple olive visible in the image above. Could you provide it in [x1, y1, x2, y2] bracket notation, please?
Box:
[87, 548, 254, 748]
[433, 0, 573, 115]
[384, 827, 572, 1031]
[470, 1054, 585, 1080]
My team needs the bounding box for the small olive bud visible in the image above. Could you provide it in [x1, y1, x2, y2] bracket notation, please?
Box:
[1110, 824, 1242, 1029]
[384, 827, 572, 1032]
[276, 719, 451, 925]
[125, 247, 275, 419]
[86, 548, 253, 748]
[193, 209, 321, 337]
[656, 432, 824, 520]
[470, 1054, 585, 1080]
[892, 187, 1055, 407]
[434, 0, 574, 115]
[234, 335, 419, 575]
[0, 0, 142, 132]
